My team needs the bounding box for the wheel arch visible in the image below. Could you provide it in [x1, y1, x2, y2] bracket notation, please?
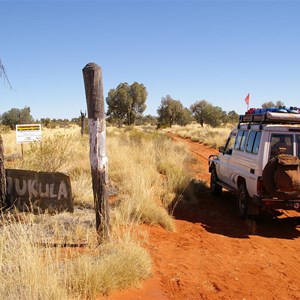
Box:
[237, 176, 246, 188]
[237, 176, 261, 217]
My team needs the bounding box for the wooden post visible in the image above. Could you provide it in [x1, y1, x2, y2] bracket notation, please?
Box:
[80, 110, 86, 136]
[82, 63, 110, 242]
[0, 136, 6, 209]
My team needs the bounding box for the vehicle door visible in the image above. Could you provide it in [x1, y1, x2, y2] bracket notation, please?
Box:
[218, 129, 262, 188]
[217, 131, 237, 185]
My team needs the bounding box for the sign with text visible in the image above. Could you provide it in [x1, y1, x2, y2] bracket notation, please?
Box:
[16, 124, 42, 144]
[6, 169, 73, 213]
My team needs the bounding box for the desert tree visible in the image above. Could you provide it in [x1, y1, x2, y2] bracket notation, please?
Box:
[40, 117, 51, 128]
[190, 100, 226, 128]
[226, 110, 239, 124]
[204, 105, 224, 127]
[190, 100, 209, 127]
[157, 95, 188, 127]
[1, 106, 34, 129]
[141, 114, 158, 126]
[261, 100, 285, 108]
[178, 108, 193, 126]
[106, 82, 147, 126]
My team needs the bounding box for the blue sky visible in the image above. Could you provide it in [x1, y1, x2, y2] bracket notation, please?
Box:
[1, 0, 300, 120]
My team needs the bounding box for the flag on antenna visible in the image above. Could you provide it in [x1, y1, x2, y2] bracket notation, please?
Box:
[245, 93, 250, 105]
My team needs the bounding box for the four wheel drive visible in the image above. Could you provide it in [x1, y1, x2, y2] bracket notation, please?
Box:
[208, 111, 300, 218]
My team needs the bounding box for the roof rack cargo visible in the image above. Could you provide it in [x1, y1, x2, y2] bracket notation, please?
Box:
[238, 112, 300, 129]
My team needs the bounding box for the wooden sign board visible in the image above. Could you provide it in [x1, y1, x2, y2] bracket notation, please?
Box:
[6, 169, 73, 213]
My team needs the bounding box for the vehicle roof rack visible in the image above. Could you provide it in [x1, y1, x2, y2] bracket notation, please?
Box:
[238, 112, 300, 129]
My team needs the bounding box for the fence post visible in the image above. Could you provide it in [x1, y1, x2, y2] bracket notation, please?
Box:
[80, 110, 86, 136]
[82, 63, 110, 242]
[0, 136, 6, 209]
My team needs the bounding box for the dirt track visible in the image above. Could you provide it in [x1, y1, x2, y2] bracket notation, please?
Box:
[103, 135, 300, 300]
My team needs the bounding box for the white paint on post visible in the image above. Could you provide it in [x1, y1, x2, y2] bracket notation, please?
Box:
[88, 118, 108, 183]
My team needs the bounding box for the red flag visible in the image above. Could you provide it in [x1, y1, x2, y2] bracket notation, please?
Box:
[245, 93, 250, 105]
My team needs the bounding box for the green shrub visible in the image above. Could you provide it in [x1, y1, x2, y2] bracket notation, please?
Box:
[19, 134, 73, 172]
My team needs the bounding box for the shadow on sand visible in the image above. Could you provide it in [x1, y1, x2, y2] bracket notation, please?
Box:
[170, 179, 300, 240]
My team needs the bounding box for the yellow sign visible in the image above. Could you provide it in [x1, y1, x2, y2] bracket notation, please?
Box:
[16, 124, 42, 144]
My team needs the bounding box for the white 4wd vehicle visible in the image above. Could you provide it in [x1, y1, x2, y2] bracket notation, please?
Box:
[208, 111, 300, 218]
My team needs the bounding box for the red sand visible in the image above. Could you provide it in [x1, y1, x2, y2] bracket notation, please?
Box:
[100, 134, 300, 300]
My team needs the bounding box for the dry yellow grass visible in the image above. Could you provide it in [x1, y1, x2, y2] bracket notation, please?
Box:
[165, 123, 231, 149]
[0, 210, 151, 299]
[65, 237, 152, 298]
[108, 127, 192, 230]
[2, 126, 193, 227]
[0, 213, 68, 300]
[0, 124, 193, 297]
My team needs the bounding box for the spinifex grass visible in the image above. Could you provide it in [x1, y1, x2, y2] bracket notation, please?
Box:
[64, 236, 152, 298]
[0, 210, 151, 299]
[108, 127, 193, 230]
[0, 125, 193, 297]
[2, 126, 193, 227]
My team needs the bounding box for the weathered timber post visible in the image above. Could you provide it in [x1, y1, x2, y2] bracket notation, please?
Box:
[0, 136, 6, 209]
[82, 63, 110, 242]
[80, 110, 86, 136]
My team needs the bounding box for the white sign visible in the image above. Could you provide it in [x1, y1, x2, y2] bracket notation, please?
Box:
[16, 124, 42, 144]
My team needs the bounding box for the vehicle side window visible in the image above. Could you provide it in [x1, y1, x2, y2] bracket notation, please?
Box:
[246, 131, 261, 154]
[252, 132, 261, 154]
[240, 131, 249, 151]
[234, 130, 244, 150]
[234, 130, 248, 151]
[246, 131, 256, 153]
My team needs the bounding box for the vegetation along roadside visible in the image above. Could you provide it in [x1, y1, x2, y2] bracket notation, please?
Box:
[0, 125, 194, 299]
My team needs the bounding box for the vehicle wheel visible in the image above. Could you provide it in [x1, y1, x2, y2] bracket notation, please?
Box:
[210, 167, 222, 196]
[237, 184, 249, 218]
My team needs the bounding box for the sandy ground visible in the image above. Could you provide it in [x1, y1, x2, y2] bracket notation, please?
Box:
[102, 134, 300, 300]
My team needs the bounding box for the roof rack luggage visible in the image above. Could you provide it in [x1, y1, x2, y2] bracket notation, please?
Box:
[238, 111, 300, 129]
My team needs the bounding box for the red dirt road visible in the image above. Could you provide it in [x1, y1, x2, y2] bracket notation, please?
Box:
[104, 135, 300, 300]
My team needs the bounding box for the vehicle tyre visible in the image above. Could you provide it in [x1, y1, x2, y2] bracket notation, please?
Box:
[262, 157, 277, 195]
[210, 167, 222, 196]
[237, 184, 249, 218]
